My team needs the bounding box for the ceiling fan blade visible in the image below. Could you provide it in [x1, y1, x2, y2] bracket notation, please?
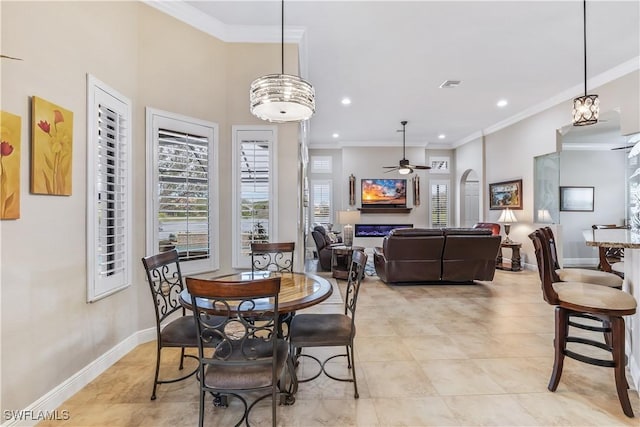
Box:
[611, 145, 634, 151]
[413, 165, 431, 170]
[382, 166, 397, 168]
[384, 168, 399, 173]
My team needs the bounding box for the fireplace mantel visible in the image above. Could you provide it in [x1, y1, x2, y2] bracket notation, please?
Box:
[358, 207, 412, 214]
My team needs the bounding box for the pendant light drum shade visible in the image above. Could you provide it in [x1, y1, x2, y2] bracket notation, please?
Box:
[250, 73, 315, 123]
[572, 94, 599, 126]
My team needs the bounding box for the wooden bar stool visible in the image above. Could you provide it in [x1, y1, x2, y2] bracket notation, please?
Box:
[529, 229, 636, 417]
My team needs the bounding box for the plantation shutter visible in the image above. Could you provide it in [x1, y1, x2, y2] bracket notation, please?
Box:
[431, 182, 449, 227]
[87, 75, 132, 302]
[240, 138, 271, 256]
[232, 127, 276, 269]
[311, 180, 332, 224]
[157, 129, 210, 262]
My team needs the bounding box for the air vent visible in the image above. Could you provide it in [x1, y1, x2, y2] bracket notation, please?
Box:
[439, 80, 462, 89]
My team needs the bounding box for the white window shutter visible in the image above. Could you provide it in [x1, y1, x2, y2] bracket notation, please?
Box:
[146, 109, 218, 274]
[232, 127, 277, 269]
[431, 181, 449, 227]
[87, 75, 132, 302]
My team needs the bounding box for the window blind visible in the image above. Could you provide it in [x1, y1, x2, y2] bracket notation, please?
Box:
[431, 182, 449, 227]
[239, 139, 271, 256]
[311, 180, 332, 224]
[157, 128, 210, 262]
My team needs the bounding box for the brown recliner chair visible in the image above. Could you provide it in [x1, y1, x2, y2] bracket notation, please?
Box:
[374, 228, 445, 283]
[311, 226, 342, 271]
[473, 222, 501, 236]
[441, 229, 502, 281]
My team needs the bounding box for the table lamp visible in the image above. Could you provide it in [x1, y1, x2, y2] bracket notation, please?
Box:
[498, 208, 517, 243]
[338, 210, 361, 247]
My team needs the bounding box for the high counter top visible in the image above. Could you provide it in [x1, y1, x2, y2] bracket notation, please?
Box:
[583, 228, 640, 249]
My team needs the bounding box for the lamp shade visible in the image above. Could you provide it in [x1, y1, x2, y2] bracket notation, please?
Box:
[498, 208, 517, 223]
[337, 210, 361, 225]
[250, 74, 315, 122]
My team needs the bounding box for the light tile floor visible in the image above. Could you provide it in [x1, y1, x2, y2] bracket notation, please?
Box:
[38, 269, 639, 426]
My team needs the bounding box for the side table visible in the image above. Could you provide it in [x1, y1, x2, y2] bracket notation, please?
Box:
[496, 241, 522, 271]
[331, 245, 365, 279]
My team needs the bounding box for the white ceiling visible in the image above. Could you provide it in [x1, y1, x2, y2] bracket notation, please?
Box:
[166, 1, 639, 149]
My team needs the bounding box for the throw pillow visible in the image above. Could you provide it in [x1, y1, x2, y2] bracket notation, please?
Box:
[326, 232, 338, 244]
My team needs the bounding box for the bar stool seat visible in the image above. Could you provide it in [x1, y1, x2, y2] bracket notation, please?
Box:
[556, 268, 623, 287]
[553, 281, 636, 312]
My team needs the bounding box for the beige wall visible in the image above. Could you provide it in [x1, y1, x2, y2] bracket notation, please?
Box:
[480, 70, 640, 267]
[1, 1, 301, 413]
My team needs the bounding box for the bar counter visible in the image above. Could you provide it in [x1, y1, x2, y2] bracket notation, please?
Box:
[583, 228, 640, 392]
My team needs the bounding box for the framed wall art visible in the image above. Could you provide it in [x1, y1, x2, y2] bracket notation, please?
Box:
[489, 179, 523, 210]
[0, 111, 21, 219]
[31, 96, 73, 195]
[560, 186, 594, 212]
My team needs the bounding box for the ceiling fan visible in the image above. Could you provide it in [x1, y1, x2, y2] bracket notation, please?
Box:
[383, 120, 430, 174]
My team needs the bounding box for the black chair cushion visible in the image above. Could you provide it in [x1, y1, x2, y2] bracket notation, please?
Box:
[289, 313, 353, 347]
[203, 339, 289, 389]
[160, 315, 199, 347]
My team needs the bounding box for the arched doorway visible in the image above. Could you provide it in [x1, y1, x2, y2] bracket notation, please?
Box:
[460, 169, 480, 227]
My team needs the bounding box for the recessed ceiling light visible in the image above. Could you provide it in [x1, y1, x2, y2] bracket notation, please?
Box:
[497, 99, 508, 108]
[332, 133, 339, 138]
[438, 134, 446, 139]
[341, 97, 351, 106]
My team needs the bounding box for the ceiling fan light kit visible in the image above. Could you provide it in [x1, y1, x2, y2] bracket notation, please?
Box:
[249, 0, 315, 123]
[572, 0, 599, 127]
[383, 120, 430, 174]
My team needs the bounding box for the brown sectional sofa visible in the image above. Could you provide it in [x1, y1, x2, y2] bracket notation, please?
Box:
[373, 228, 501, 284]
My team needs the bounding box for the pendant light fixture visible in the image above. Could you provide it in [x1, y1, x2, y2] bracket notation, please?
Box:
[250, 0, 315, 123]
[572, 0, 599, 126]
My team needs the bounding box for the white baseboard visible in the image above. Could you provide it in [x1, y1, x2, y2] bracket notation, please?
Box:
[1, 328, 155, 427]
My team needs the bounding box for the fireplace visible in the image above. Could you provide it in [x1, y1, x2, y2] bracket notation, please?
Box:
[354, 224, 413, 237]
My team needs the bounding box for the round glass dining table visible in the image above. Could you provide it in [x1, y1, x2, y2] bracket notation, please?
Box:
[180, 270, 333, 314]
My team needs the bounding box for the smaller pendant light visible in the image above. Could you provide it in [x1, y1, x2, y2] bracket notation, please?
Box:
[572, 0, 599, 126]
[250, 0, 315, 123]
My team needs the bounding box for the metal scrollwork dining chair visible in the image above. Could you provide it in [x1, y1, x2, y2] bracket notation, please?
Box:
[250, 242, 295, 272]
[186, 275, 296, 427]
[141, 249, 200, 400]
[288, 250, 367, 398]
[529, 229, 636, 417]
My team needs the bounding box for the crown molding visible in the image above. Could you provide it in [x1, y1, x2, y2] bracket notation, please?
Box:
[142, 0, 305, 43]
[453, 56, 640, 148]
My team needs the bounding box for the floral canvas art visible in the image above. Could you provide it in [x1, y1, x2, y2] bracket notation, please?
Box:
[0, 111, 21, 219]
[31, 96, 73, 195]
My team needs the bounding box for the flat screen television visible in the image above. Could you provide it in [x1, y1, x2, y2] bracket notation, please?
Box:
[361, 178, 407, 207]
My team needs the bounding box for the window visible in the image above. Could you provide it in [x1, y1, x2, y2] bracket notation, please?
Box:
[429, 156, 450, 174]
[430, 180, 449, 227]
[146, 108, 219, 274]
[87, 75, 132, 302]
[311, 155, 332, 173]
[311, 180, 332, 225]
[232, 126, 277, 269]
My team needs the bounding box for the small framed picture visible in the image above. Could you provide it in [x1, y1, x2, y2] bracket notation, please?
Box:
[560, 186, 594, 212]
[489, 179, 523, 210]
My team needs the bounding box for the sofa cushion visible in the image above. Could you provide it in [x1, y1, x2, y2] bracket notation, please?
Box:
[443, 228, 492, 236]
[388, 228, 444, 237]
